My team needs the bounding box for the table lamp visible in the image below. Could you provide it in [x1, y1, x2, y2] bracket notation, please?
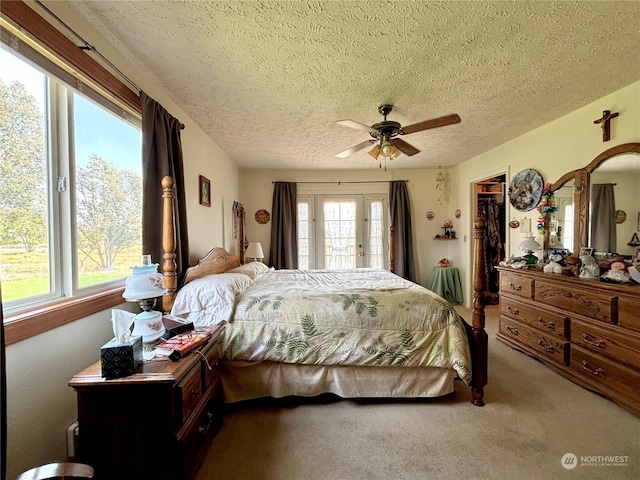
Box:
[245, 242, 264, 263]
[519, 233, 542, 265]
[122, 255, 168, 343]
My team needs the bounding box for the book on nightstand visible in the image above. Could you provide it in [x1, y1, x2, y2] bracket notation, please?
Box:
[161, 315, 195, 340]
[155, 328, 212, 361]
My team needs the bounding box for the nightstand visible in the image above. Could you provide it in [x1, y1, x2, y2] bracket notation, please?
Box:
[69, 324, 225, 480]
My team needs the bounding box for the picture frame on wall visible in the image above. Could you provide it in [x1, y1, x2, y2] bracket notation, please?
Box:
[199, 175, 211, 207]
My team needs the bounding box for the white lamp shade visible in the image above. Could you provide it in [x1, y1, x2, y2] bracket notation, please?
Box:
[518, 232, 542, 253]
[123, 272, 168, 301]
[245, 242, 264, 260]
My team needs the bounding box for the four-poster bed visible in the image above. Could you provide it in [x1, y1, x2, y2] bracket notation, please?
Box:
[159, 176, 488, 406]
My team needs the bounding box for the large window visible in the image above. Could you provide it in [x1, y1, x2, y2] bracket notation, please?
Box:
[0, 44, 142, 315]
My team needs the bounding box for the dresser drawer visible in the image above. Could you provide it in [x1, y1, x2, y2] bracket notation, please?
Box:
[499, 317, 569, 366]
[570, 345, 640, 399]
[176, 363, 204, 427]
[571, 319, 640, 370]
[500, 299, 568, 339]
[534, 280, 615, 324]
[500, 272, 533, 299]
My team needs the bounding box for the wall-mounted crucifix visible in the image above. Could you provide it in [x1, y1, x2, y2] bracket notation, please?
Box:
[593, 109, 619, 142]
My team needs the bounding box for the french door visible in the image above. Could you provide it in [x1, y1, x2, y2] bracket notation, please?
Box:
[298, 194, 388, 270]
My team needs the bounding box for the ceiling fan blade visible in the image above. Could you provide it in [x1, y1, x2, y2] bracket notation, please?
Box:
[335, 140, 375, 158]
[401, 114, 461, 135]
[336, 119, 379, 135]
[392, 138, 420, 156]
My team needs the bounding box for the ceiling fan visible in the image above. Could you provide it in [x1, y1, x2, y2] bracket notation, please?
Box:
[335, 105, 461, 166]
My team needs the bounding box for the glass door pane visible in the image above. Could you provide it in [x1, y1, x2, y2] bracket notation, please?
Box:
[317, 195, 363, 269]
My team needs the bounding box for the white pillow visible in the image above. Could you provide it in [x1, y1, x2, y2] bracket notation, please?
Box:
[227, 262, 271, 280]
[170, 273, 253, 326]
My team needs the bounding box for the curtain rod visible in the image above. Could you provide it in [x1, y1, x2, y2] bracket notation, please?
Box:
[272, 180, 409, 184]
[33, 1, 186, 131]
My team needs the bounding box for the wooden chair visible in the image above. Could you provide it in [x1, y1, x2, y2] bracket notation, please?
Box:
[15, 462, 93, 480]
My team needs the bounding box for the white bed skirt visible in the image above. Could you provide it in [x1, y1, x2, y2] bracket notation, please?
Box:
[220, 360, 457, 403]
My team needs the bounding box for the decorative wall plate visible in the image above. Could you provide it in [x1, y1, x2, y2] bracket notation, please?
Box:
[454, 209, 461, 219]
[255, 209, 270, 224]
[615, 209, 626, 224]
[509, 217, 520, 229]
[426, 211, 434, 220]
[508, 169, 544, 212]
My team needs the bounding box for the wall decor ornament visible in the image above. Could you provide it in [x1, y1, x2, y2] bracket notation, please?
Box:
[199, 175, 211, 207]
[455, 209, 461, 219]
[508, 168, 544, 212]
[509, 218, 520, 229]
[615, 210, 626, 224]
[426, 211, 434, 220]
[255, 209, 270, 224]
[536, 183, 558, 234]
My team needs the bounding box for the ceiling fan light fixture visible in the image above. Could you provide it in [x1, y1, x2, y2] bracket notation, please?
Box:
[368, 145, 381, 160]
[380, 139, 394, 157]
[390, 146, 401, 160]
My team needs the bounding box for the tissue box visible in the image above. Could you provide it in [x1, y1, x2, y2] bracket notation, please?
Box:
[100, 336, 143, 379]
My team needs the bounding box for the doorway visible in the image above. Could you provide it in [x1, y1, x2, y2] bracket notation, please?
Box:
[475, 174, 506, 304]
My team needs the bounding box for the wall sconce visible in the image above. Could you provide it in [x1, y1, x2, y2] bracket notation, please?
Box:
[245, 242, 264, 263]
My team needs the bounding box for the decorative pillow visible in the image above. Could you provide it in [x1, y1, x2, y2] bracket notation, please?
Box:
[170, 273, 253, 326]
[227, 261, 271, 280]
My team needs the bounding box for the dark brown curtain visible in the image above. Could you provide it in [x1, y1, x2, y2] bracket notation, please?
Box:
[390, 180, 416, 282]
[590, 184, 616, 253]
[269, 182, 298, 269]
[141, 92, 189, 282]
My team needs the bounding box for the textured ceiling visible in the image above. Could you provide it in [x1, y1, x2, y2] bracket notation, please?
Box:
[69, 1, 640, 170]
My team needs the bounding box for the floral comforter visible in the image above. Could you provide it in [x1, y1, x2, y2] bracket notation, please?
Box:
[220, 268, 472, 384]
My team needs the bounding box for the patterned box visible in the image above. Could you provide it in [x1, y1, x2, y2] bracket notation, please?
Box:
[100, 336, 143, 379]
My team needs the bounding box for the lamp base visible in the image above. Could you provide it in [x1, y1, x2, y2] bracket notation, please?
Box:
[523, 253, 538, 265]
[131, 310, 165, 343]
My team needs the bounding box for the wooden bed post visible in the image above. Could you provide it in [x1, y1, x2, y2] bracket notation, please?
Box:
[389, 225, 396, 273]
[470, 218, 488, 406]
[161, 176, 178, 313]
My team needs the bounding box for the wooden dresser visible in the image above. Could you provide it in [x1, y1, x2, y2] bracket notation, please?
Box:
[497, 267, 640, 416]
[69, 325, 224, 480]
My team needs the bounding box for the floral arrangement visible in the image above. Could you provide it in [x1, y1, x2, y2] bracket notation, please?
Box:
[536, 183, 558, 234]
[439, 258, 449, 267]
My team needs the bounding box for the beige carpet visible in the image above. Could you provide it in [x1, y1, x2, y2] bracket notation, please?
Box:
[195, 306, 639, 480]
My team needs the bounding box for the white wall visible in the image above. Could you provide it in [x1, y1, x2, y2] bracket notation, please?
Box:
[4, 2, 240, 478]
[451, 80, 640, 306]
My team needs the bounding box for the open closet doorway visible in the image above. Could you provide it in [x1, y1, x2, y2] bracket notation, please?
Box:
[474, 174, 506, 305]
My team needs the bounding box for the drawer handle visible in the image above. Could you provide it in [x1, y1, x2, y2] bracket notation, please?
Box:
[509, 282, 522, 291]
[190, 388, 200, 397]
[537, 340, 554, 353]
[198, 412, 214, 435]
[507, 305, 519, 315]
[538, 318, 555, 330]
[582, 333, 605, 348]
[582, 360, 604, 377]
[506, 325, 519, 336]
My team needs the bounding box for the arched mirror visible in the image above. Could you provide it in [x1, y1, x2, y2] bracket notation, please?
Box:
[550, 143, 640, 254]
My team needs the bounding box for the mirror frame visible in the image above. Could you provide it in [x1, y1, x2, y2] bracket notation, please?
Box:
[550, 142, 640, 254]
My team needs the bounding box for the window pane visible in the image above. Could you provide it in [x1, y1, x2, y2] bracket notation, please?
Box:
[73, 93, 142, 288]
[0, 48, 52, 302]
[368, 200, 384, 269]
[323, 200, 356, 269]
[298, 201, 310, 270]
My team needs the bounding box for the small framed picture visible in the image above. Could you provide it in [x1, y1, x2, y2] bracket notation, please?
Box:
[199, 175, 211, 207]
[579, 247, 594, 257]
[634, 248, 640, 266]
